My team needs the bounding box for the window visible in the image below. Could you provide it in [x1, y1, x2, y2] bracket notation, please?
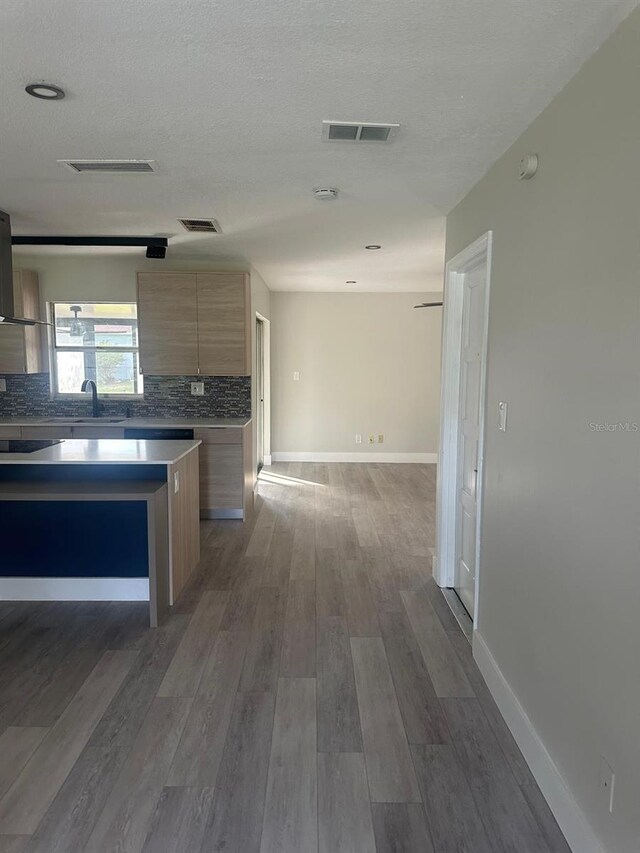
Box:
[51, 302, 143, 396]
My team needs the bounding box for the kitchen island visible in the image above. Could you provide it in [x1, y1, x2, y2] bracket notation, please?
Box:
[0, 438, 201, 625]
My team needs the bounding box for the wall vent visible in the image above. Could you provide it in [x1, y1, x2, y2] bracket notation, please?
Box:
[321, 121, 400, 142]
[58, 159, 156, 173]
[179, 218, 222, 233]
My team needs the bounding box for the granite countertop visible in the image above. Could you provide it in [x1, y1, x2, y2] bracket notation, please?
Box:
[0, 417, 252, 429]
[0, 438, 202, 465]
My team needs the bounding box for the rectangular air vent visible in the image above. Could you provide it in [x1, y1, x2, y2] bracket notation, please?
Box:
[179, 218, 222, 233]
[58, 159, 156, 173]
[322, 121, 400, 142]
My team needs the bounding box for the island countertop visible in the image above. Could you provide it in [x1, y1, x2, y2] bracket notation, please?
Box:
[0, 438, 201, 465]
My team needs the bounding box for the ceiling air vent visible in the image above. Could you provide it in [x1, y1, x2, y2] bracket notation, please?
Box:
[58, 159, 156, 173]
[179, 218, 222, 233]
[321, 121, 400, 142]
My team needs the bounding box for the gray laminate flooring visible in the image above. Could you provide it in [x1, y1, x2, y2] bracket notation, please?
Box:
[0, 462, 571, 853]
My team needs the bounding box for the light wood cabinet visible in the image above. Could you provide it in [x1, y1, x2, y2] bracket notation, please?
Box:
[196, 273, 251, 375]
[137, 273, 198, 375]
[0, 270, 46, 374]
[195, 423, 254, 519]
[136, 272, 250, 376]
[21, 426, 73, 439]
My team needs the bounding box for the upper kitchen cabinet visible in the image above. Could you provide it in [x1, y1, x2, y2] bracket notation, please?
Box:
[0, 270, 46, 374]
[137, 271, 251, 376]
[137, 273, 198, 375]
[196, 273, 250, 375]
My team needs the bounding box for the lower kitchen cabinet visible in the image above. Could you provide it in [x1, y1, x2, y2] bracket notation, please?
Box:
[195, 423, 253, 519]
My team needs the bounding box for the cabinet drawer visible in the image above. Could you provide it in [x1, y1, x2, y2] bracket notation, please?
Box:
[194, 427, 242, 445]
[72, 427, 125, 439]
[0, 426, 22, 439]
[21, 426, 73, 439]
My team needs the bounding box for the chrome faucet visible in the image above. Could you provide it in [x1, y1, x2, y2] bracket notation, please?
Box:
[81, 378, 103, 418]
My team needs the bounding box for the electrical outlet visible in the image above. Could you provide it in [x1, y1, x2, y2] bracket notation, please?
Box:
[293, 371, 300, 381]
[355, 434, 362, 444]
[378, 434, 384, 443]
[191, 381, 204, 396]
[368, 434, 375, 444]
[0, 378, 6, 392]
[598, 757, 615, 813]
[173, 472, 180, 493]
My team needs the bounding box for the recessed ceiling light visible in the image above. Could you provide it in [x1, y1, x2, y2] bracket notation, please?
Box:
[365, 244, 381, 250]
[346, 280, 357, 284]
[25, 83, 65, 100]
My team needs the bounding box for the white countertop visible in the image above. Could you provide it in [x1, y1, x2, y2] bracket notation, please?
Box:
[0, 438, 201, 465]
[0, 417, 251, 429]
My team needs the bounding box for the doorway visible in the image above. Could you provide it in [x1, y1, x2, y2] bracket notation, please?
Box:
[435, 233, 492, 624]
[255, 313, 271, 473]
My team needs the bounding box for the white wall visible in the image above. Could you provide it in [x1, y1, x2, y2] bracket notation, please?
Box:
[271, 291, 441, 460]
[446, 8, 640, 852]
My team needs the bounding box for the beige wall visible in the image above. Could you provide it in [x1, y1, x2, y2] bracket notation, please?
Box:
[446, 8, 640, 852]
[271, 291, 442, 457]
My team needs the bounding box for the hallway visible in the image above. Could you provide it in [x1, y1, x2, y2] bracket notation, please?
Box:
[0, 462, 569, 852]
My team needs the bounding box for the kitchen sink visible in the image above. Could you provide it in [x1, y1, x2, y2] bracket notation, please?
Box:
[45, 418, 125, 424]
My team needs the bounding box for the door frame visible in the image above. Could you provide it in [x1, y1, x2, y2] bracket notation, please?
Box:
[255, 312, 271, 467]
[435, 231, 492, 628]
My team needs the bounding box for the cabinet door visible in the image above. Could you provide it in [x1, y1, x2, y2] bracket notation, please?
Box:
[195, 429, 243, 510]
[196, 273, 250, 376]
[21, 426, 73, 439]
[0, 273, 27, 373]
[137, 273, 198, 375]
[20, 271, 45, 373]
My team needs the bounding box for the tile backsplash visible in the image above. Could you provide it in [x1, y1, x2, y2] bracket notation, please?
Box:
[0, 373, 251, 419]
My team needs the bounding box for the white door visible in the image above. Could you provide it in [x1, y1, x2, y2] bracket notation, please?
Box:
[454, 262, 488, 617]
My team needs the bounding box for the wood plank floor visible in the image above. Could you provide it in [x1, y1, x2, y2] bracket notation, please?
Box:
[0, 462, 571, 853]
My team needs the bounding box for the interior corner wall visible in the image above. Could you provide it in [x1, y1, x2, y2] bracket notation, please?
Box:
[270, 291, 442, 459]
[445, 7, 640, 852]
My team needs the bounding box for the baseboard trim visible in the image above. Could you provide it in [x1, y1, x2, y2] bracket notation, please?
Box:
[271, 451, 438, 464]
[0, 577, 149, 601]
[263, 454, 272, 466]
[473, 631, 603, 853]
[200, 509, 244, 520]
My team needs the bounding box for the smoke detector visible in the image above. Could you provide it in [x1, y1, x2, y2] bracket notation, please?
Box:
[322, 121, 400, 142]
[59, 159, 156, 173]
[179, 218, 222, 233]
[313, 187, 338, 200]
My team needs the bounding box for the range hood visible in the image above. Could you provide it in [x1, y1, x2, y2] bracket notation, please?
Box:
[0, 210, 45, 326]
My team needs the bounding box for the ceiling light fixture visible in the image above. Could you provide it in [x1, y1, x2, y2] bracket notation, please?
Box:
[346, 280, 357, 285]
[365, 244, 381, 250]
[25, 82, 65, 100]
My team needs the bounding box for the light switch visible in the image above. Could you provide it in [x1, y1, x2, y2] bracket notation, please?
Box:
[191, 382, 204, 396]
[498, 401, 508, 432]
[293, 371, 300, 381]
[0, 378, 6, 392]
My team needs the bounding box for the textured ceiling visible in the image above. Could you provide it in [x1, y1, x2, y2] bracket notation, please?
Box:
[1, 0, 636, 291]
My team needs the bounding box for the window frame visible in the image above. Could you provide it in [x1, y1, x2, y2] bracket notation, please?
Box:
[48, 300, 144, 399]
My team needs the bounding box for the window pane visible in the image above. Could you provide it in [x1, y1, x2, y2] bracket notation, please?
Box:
[55, 351, 86, 393]
[95, 351, 141, 394]
[54, 303, 138, 348]
[55, 351, 143, 395]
